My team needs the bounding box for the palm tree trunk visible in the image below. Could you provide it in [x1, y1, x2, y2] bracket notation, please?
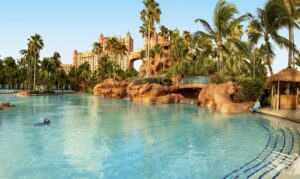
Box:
[147, 20, 151, 77]
[266, 43, 273, 75]
[253, 57, 256, 79]
[33, 56, 36, 91]
[288, 25, 294, 67]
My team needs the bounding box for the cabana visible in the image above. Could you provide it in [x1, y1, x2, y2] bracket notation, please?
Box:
[267, 68, 300, 110]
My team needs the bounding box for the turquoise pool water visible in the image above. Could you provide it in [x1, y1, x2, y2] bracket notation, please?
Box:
[0, 95, 299, 178]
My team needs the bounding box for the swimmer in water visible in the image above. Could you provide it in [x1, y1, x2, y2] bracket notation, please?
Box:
[35, 118, 51, 126]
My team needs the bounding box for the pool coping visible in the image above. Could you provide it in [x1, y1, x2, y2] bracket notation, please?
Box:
[258, 107, 300, 124]
[257, 110, 300, 178]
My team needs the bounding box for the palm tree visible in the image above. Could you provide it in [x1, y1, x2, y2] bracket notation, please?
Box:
[0, 59, 4, 88]
[247, 2, 295, 75]
[19, 49, 32, 89]
[106, 37, 119, 60]
[280, 0, 300, 67]
[245, 45, 268, 79]
[92, 42, 103, 70]
[40, 57, 54, 90]
[159, 25, 170, 40]
[27, 34, 44, 90]
[3, 57, 17, 89]
[195, 0, 247, 72]
[115, 42, 128, 70]
[140, 0, 161, 77]
[52, 52, 61, 68]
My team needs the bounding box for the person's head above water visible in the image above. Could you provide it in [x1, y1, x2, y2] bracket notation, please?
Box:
[44, 118, 51, 124]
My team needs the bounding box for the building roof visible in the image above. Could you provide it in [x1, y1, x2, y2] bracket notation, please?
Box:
[267, 68, 300, 83]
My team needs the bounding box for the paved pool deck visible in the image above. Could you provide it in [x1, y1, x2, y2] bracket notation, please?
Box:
[258, 107, 300, 124]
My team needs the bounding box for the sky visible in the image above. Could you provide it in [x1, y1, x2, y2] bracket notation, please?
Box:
[0, 0, 297, 73]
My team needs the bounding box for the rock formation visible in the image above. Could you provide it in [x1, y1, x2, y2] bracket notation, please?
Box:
[127, 82, 181, 104]
[0, 101, 11, 110]
[198, 81, 254, 113]
[93, 79, 129, 98]
[139, 57, 172, 76]
[16, 90, 31, 97]
[93, 79, 184, 104]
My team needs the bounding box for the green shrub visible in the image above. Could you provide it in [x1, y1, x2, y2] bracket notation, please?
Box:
[233, 78, 266, 102]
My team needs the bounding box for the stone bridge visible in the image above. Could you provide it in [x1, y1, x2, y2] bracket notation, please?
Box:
[127, 49, 143, 69]
[178, 76, 210, 89]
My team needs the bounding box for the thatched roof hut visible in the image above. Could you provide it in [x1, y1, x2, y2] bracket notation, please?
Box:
[267, 68, 300, 83]
[267, 68, 300, 110]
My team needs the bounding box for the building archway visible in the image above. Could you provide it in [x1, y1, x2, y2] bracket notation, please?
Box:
[128, 58, 143, 70]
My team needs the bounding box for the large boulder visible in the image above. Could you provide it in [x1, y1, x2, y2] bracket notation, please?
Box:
[0, 101, 12, 110]
[16, 90, 31, 97]
[1, 102, 10, 107]
[198, 81, 254, 113]
[93, 79, 129, 98]
[126, 83, 181, 104]
[151, 94, 184, 104]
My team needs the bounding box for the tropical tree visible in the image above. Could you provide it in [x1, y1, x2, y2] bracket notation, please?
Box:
[92, 42, 103, 56]
[27, 34, 44, 90]
[159, 25, 170, 40]
[51, 51, 61, 68]
[0, 59, 4, 88]
[280, 0, 300, 67]
[245, 45, 268, 79]
[115, 41, 128, 70]
[140, 0, 161, 77]
[106, 37, 119, 60]
[19, 49, 33, 89]
[195, 0, 248, 72]
[92, 42, 103, 69]
[40, 57, 54, 90]
[247, 1, 295, 75]
[3, 57, 17, 89]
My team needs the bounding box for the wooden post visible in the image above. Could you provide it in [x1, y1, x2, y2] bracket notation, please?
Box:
[271, 83, 274, 109]
[277, 81, 280, 110]
[297, 86, 299, 107]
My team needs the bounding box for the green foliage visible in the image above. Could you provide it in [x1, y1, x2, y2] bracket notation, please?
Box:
[233, 78, 266, 102]
[133, 77, 172, 85]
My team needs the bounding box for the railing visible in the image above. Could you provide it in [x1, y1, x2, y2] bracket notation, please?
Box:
[180, 76, 211, 85]
[0, 90, 20, 94]
[53, 90, 75, 93]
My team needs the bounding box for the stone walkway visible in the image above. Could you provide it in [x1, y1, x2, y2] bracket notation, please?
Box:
[259, 107, 300, 124]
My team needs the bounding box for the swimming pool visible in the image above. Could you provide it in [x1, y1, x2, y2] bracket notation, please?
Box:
[0, 95, 299, 178]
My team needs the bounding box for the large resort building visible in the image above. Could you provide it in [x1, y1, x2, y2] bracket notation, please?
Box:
[62, 31, 171, 73]
[67, 32, 134, 72]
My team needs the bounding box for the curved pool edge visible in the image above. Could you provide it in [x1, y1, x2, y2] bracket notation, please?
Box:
[224, 113, 300, 178]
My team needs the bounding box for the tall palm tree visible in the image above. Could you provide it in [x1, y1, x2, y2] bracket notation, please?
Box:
[19, 49, 32, 89]
[245, 45, 268, 79]
[140, 0, 161, 77]
[280, 0, 300, 67]
[92, 42, 103, 70]
[195, 0, 247, 72]
[247, 2, 295, 75]
[27, 34, 44, 90]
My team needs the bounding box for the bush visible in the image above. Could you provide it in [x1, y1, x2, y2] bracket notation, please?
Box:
[133, 77, 172, 85]
[233, 78, 266, 102]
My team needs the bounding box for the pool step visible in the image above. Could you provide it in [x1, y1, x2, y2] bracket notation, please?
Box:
[224, 124, 300, 179]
